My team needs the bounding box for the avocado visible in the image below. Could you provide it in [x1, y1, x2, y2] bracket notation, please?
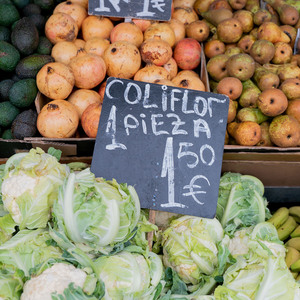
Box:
[22, 3, 42, 16]
[36, 36, 52, 55]
[0, 26, 10, 43]
[0, 79, 14, 101]
[9, 78, 37, 108]
[12, 109, 37, 139]
[16, 54, 54, 79]
[0, 101, 20, 127]
[0, 0, 13, 4]
[34, 0, 55, 11]
[12, 0, 30, 9]
[11, 17, 39, 56]
[0, 5, 20, 27]
[0, 41, 20, 72]
[2, 128, 14, 139]
[11, 74, 21, 82]
[28, 14, 46, 34]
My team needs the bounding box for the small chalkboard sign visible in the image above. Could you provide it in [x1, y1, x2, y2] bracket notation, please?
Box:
[91, 77, 229, 218]
[88, 0, 172, 21]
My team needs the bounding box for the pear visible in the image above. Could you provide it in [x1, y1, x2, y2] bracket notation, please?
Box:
[207, 54, 229, 81]
[253, 65, 280, 90]
[286, 99, 300, 123]
[209, 0, 232, 11]
[217, 18, 243, 44]
[201, 8, 233, 26]
[226, 53, 255, 81]
[269, 115, 300, 147]
[225, 47, 243, 57]
[280, 78, 300, 100]
[209, 79, 219, 93]
[204, 39, 225, 58]
[257, 121, 274, 146]
[264, 0, 299, 25]
[224, 130, 229, 145]
[233, 10, 254, 33]
[239, 79, 261, 108]
[237, 35, 256, 54]
[228, 0, 247, 10]
[237, 107, 269, 123]
[201, 8, 233, 27]
[216, 77, 243, 100]
[253, 9, 272, 26]
[291, 55, 300, 66]
[194, 0, 215, 14]
[272, 42, 293, 64]
[280, 25, 297, 48]
[257, 88, 288, 117]
[245, 0, 260, 14]
[277, 64, 300, 82]
[227, 99, 237, 123]
[227, 121, 262, 146]
[257, 22, 290, 44]
[249, 39, 275, 64]
[262, 63, 281, 74]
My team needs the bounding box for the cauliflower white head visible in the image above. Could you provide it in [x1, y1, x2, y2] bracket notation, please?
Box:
[21, 263, 87, 300]
[1, 148, 69, 229]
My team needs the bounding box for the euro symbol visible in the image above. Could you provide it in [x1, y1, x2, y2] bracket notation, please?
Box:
[182, 175, 210, 205]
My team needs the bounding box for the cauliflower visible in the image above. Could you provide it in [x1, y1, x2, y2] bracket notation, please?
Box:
[21, 263, 87, 300]
[1, 172, 37, 223]
[1, 148, 69, 229]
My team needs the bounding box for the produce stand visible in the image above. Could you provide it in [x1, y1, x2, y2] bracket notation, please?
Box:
[1, 0, 300, 298]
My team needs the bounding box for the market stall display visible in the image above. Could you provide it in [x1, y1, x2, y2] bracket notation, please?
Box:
[0, 147, 299, 299]
[0, 0, 299, 297]
[0, 0, 298, 150]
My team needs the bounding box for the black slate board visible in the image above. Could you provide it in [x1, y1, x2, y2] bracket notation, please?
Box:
[88, 0, 172, 21]
[91, 77, 229, 218]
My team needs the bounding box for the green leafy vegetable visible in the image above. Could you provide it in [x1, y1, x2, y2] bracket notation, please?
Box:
[52, 168, 140, 254]
[216, 173, 270, 234]
[162, 216, 223, 289]
[1, 148, 69, 229]
[0, 263, 24, 300]
[0, 229, 62, 276]
[94, 249, 164, 300]
[0, 213, 16, 244]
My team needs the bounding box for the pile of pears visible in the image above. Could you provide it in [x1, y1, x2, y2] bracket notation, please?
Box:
[191, 0, 300, 147]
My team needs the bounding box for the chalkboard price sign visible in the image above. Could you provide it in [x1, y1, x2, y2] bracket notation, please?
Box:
[91, 77, 229, 218]
[88, 0, 172, 21]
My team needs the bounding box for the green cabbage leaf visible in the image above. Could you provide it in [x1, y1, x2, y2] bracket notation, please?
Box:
[1, 148, 69, 229]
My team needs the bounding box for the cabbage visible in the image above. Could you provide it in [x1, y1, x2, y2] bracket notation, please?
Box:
[0, 214, 16, 244]
[94, 249, 163, 300]
[216, 173, 270, 234]
[0, 228, 62, 276]
[52, 168, 140, 254]
[214, 226, 300, 300]
[1, 148, 69, 229]
[162, 216, 224, 287]
[214, 254, 300, 300]
[0, 164, 7, 217]
[0, 263, 24, 300]
[225, 222, 286, 259]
